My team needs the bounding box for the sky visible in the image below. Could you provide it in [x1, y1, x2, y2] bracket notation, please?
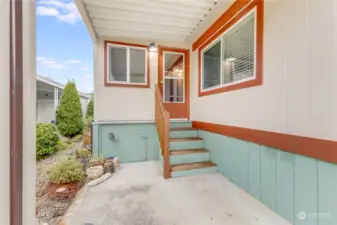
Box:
[36, 0, 93, 93]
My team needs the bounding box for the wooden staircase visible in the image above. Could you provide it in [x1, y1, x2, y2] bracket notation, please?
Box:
[155, 84, 217, 179]
[168, 122, 217, 178]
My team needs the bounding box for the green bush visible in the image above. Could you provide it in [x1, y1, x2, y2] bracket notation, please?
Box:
[86, 97, 94, 119]
[76, 148, 91, 159]
[47, 157, 85, 184]
[36, 123, 60, 160]
[89, 156, 106, 166]
[56, 81, 83, 137]
[84, 116, 92, 132]
[57, 139, 74, 151]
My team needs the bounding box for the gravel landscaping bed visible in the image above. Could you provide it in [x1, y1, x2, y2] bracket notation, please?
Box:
[36, 141, 83, 225]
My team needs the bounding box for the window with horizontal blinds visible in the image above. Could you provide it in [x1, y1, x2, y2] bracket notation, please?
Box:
[108, 44, 147, 85]
[222, 12, 255, 85]
[201, 9, 256, 91]
[203, 40, 221, 89]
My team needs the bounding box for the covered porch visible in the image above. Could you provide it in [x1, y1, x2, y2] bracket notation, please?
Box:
[63, 161, 289, 225]
[75, 0, 337, 225]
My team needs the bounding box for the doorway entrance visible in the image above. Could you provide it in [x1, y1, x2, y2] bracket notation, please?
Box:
[158, 47, 189, 119]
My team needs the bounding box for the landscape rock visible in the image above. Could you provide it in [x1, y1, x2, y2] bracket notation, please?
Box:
[55, 187, 67, 193]
[103, 160, 114, 174]
[112, 157, 120, 171]
[86, 165, 104, 179]
[87, 173, 112, 187]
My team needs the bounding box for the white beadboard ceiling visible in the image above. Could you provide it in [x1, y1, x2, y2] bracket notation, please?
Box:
[78, 0, 219, 42]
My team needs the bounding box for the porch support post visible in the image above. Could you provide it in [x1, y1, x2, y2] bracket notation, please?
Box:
[54, 87, 59, 120]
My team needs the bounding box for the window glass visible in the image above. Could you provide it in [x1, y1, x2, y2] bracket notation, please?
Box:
[109, 46, 127, 82]
[203, 40, 221, 90]
[164, 52, 184, 102]
[130, 48, 146, 84]
[222, 13, 255, 84]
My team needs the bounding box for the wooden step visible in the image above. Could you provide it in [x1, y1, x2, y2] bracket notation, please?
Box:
[170, 127, 198, 131]
[170, 137, 203, 142]
[171, 161, 216, 172]
[170, 149, 208, 155]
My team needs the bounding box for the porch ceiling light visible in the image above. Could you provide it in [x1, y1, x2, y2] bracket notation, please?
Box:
[149, 42, 157, 52]
[225, 57, 236, 62]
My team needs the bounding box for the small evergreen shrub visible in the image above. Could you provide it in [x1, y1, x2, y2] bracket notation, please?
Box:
[71, 134, 83, 143]
[56, 81, 83, 137]
[84, 116, 93, 132]
[48, 157, 85, 184]
[86, 98, 94, 119]
[36, 123, 60, 160]
[57, 139, 74, 151]
[76, 148, 91, 159]
[89, 156, 106, 166]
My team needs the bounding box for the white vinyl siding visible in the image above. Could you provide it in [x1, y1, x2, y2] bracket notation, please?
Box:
[107, 44, 147, 85]
[201, 9, 256, 91]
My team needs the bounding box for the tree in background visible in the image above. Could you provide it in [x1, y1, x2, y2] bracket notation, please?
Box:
[56, 81, 83, 137]
[86, 97, 94, 119]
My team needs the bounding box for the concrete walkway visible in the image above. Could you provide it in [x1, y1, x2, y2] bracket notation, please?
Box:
[63, 161, 290, 225]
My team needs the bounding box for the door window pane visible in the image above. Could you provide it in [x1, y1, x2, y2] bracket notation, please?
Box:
[164, 79, 183, 102]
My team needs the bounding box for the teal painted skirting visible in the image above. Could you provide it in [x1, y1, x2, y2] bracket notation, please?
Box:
[92, 123, 159, 163]
[198, 130, 337, 225]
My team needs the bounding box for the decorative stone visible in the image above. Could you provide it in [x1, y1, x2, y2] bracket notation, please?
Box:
[112, 157, 120, 171]
[55, 187, 67, 193]
[87, 173, 112, 187]
[86, 165, 104, 180]
[104, 160, 114, 174]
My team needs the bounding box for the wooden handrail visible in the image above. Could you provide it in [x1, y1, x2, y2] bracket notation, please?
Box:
[155, 84, 170, 179]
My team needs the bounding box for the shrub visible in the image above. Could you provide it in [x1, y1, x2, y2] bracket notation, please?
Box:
[86, 97, 94, 119]
[56, 81, 83, 137]
[76, 149, 91, 159]
[36, 123, 60, 160]
[48, 157, 85, 184]
[71, 134, 83, 143]
[84, 116, 93, 132]
[89, 156, 106, 167]
[57, 139, 74, 151]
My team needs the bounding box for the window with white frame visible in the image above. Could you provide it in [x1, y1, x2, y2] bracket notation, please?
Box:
[202, 9, 256, 91]
[107, 44, 147, 85]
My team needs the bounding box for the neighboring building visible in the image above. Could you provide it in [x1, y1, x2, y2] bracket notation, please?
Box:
[76, 0, 337, 225]
[36, 75, 91, 123]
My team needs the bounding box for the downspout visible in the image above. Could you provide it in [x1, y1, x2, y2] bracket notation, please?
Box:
[10, 0, 23, 224]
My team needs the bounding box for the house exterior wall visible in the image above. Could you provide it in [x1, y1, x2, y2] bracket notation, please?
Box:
[199, 130, 337, 225]
[189, 0, 337, 141]
[95, 38, 188, 122]
[37, 99, 55, 122]
[187, 1, 337, 224]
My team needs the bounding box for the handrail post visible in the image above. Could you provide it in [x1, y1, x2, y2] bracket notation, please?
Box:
[154, 84, 171, 179]
[163, 111, 170, 179]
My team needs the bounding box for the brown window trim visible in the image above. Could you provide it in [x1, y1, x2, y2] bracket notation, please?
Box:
[195, 0, 264, 97]
[104, 40, 150, 88]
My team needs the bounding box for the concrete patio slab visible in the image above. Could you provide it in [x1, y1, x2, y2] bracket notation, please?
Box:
[63, 161, 290, 225]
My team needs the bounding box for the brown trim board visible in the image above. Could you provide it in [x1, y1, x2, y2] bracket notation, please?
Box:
[10, 0, 23, 224]
[193, 121, 337, 165]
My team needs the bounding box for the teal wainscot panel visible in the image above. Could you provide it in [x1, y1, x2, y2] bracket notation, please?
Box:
[93, 123, 159, 163]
